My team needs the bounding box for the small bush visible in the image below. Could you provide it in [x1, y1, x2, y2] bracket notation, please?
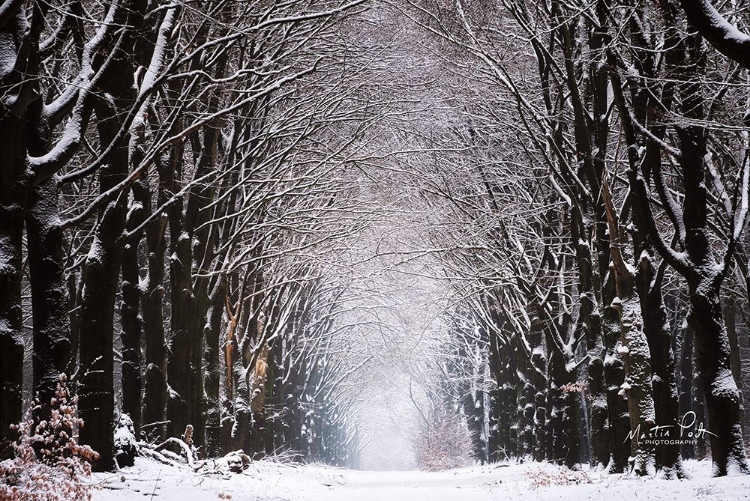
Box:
[525, 466, 591, 489]
[0, 375, 99, 501]
[414, 407, 472, 471]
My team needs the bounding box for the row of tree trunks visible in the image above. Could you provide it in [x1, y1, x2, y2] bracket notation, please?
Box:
[78, 1, 146, 470]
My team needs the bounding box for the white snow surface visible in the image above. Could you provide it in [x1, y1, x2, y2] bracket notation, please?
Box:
[91, 457, 750, 501]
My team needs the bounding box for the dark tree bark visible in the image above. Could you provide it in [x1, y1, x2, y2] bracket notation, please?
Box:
[679, 324, 695, 460]
[588, 355, 608, 467]
[204, 278, 226, 457]
[489, 332, 511, 460]
[602, 294, 630, 473]
[166, 188, 193, 441]
[78, 183, 129, 471]
[668, 31, 748, 474]
[1, 0, 95, 447]
[687, 280, 748, 474]
[641, 274, 683, 476]
[264, 337, 283, 457]
[26, 179, 71, 414]
[120, 177, 147, 438]
[66, 270, 82, 378]
[725, 295, 745, 433]
[0, 2, 34, 444]
[602, 4, 692, 475]
[694, 369, 708, 459]
[78, 0, 145, 471]
[166, 88, 224, 449]
[678, 0, 750, 69]
[141, 157, 170, 442]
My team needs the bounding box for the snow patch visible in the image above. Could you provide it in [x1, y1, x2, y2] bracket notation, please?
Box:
[91, 458, 750, 501]
[114, 414, 137, 468]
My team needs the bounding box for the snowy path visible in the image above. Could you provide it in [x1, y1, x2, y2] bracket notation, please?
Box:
[92, 458, 750, 501]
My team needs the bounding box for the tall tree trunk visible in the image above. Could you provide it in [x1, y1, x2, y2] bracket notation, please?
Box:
[78, 185, 129, 471]
[687, 280, 749, 474]
[166, 203, 193, 440]
[120, 178, 147, 438]
[66, 271, 82, 378]
[725, 294, 745, 435]
[694, 368, 708, 460]
[78, 1, 143, 470]
[674, 27, 747, 476]
[679, 323, 695, 460]
[229, 327, 252, 453]
[616, 294, 656, 475]
[26, 179, 71, 416]
[250, 343, 270, 458]
[141, 168, 169, 442]
[204, 279, 225, 457]
[588, 354, 608, 467]
[264, 338, 282, 457]
[603, 289, 630, 472]
[0, 4, 32, 444]
[0, 183, 26, 447]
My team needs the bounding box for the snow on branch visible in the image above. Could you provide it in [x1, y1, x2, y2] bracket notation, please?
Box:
[246, 0, 368, 32]
[0, 0, 23, 31]
[680, 0, 750, 69]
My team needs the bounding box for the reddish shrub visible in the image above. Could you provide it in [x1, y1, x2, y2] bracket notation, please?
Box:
[0, 375, 99, 501]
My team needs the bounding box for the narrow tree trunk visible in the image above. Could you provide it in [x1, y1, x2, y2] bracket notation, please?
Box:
[487, 328, 503, 461]
[502, 384, 515, 460]
[588, 354, 609, 467]
[230, 332, 252, 453]
[694, 369, 708, 460]
[644, 288, 685, 478]
[141, 205, 168, 441]
[204, 279, 225, 457]
[487, 385, 501, 462]
[264, 339, 281, 457]
[120, 179, 147, 438]
[562, 379, 581, 469]
[517, 379, 533, 458]
[250, 343, 269, 458]
[142, 131, 177, 442]
[725, 295, 745, 435]
[166, 202, 193, 440]
[464, 383, 487, 463]
[66, 271, 82, 378]
[679, 323, 696, 460]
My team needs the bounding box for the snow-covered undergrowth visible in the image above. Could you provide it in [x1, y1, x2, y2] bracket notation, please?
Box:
[0, 378, 99, 501]
[91, 458, 750, 501]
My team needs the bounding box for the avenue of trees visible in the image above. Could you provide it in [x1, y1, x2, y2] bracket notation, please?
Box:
[0, 0, 372, 471]
[401, 0, 750, 478]
[1, 0, 750, 481]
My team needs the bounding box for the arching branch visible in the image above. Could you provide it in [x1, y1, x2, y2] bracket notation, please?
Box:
[679, 0, 750, 69]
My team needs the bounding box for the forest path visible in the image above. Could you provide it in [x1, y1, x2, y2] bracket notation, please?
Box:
[92, 457, 750, 501]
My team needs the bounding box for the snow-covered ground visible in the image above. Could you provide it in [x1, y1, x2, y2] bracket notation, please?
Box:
[92, 458, 750, 501]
